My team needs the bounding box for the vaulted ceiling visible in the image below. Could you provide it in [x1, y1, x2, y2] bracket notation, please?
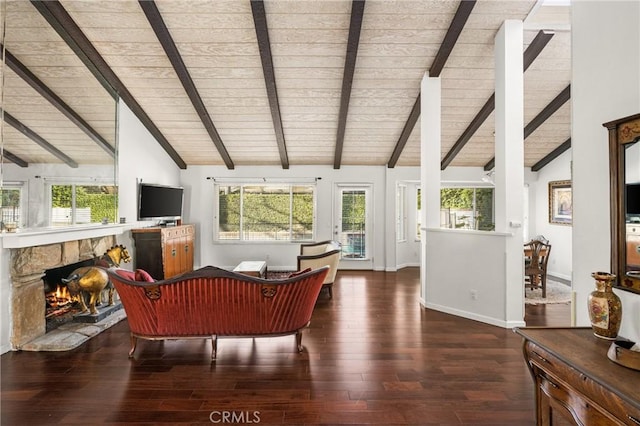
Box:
[1, 0, 571, 171]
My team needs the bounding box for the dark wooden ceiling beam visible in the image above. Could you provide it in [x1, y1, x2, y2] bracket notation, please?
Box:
[251, 0, 288, 169]
[1, 44, 115, 158]
[523, 30, 555, 72]
[429, 0, 476, 78]
[525, 84, 570, 139]
[387, 96, 421, 168]
[334, 0, 365, 170]
[1, 149, 29, 168]
[483, 84, 570, 170]
[23, 6, 117, 100]
[440, 94, 495, 169]
[387, 0, 475, 168]
[140, 1, 234, 170]
[2, 109, 78, 167]
[531, 138, 571, 171]
[30, 0, 187, 169]
[441, 30, 555, 170]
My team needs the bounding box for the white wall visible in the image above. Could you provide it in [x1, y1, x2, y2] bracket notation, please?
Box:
[572, 0, 640, 341]
[424, 228, 524, 328]
[180, 165, 390, 272]
[116, 101, 182, 225]
[531, 149, 573, 280]
[115, 101, 183, 256]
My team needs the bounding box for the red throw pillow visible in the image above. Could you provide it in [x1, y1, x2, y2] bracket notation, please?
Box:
[115, 269, 136, 281]
[135, 269, 155, 282]
[288, 268, 312, 278]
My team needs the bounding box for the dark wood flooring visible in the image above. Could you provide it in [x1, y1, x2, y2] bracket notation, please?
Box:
[1, 268, 570, 425]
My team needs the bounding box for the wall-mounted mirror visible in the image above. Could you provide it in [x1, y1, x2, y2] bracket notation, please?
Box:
[1, 1, 117, 232]
[605, 113, 640, 294]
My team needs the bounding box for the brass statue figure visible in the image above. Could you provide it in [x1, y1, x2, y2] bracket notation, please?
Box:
[62, 245, 132, 315]
[62, 267, 110, 314]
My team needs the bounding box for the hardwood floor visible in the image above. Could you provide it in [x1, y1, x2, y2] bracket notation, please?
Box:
[1, 268, 570, 425]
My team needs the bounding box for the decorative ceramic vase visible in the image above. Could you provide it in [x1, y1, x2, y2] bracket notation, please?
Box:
[588, 272, 622, 340]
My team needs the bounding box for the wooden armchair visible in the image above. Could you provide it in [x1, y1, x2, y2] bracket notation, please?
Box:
[298, 241, 341, 298]
[524, 239, 552, 298]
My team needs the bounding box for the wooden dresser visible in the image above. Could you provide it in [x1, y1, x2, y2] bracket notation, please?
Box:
[131, 224, 195, 279]
[515, 327, 640, 425]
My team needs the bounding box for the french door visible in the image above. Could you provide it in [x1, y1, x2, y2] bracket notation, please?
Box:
[334, 185, 372, 269]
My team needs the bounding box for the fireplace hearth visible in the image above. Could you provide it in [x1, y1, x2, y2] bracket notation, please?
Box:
[9, 235, 127, 350]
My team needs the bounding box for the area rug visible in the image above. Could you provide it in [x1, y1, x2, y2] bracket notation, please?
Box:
[525, 279, 572, 305]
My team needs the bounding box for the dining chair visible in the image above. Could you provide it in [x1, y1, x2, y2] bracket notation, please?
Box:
[524, 239, 552, 298]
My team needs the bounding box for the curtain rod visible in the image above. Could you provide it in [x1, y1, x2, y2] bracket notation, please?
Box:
[206, 177, 321, 183]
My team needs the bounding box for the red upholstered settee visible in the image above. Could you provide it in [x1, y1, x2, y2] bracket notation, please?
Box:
[107, 265, 328, 360]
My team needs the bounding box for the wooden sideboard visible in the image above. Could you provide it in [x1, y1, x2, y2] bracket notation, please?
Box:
[514, 327, 640, 425]
[131, 224, 195, 279]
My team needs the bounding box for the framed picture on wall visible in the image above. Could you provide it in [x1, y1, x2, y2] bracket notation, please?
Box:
[549, 180, 572, 225]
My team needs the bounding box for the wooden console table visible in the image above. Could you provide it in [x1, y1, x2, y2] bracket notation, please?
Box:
[514, 327, 640, 425]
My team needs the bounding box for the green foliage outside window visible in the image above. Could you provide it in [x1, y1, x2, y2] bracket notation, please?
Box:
[1, 188, 20, 208]
[341, 190, 365, 232]
[1, 188, 21, 224]
[441, 187, 494, 231]
[218, 185, 314, 240]
[51, 185, 117, 224]
[441, 188, 474, 209]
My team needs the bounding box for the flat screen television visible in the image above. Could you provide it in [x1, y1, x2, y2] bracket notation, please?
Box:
[626, 183, 640, 215]
[138, 183, 184, 222]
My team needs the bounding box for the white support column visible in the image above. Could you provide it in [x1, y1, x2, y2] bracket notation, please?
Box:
[494, 20, 525, 325]
[420, 73, 441, 304]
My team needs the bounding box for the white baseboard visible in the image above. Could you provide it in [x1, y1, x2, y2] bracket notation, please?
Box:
[398, 262, 420, 269]
[548, 272, 571, 283]
[422, 302, 525, 329]
[0, 343, 12, 355]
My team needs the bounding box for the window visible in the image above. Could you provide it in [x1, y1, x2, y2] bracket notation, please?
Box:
[1, 184, 22, 229]
[337, 187, 369, 259]
[50, 184, 118, 226]
[440, 187, 494, 231]
[216, 184, 315, 241]
[416, 187, 422, 240]
[396, 184, 407, 242]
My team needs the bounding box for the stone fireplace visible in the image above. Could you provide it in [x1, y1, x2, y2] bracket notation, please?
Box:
[10, 235, 122, 349]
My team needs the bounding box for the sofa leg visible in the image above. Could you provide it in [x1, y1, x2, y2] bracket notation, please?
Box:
[211, 335, 218, 361]
[327, 285, 333, 299]
[296, 330, 303, 353]
[128, 334, 137, 358]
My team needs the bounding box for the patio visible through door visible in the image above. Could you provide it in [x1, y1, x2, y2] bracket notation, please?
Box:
[335, 185, 372, 269]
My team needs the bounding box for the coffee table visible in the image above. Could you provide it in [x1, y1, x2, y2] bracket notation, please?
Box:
[233, 260, 267, 278]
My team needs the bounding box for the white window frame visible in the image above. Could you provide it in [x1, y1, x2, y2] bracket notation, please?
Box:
[416, 186, 422, 241]
[1, 181, 25, 229]
[396, 184, 407, 242]
[214, 182, 317, 243]
[46, 179, 117, 226]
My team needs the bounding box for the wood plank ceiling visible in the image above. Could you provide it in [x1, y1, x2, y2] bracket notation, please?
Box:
[1, 0, 571, 171]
